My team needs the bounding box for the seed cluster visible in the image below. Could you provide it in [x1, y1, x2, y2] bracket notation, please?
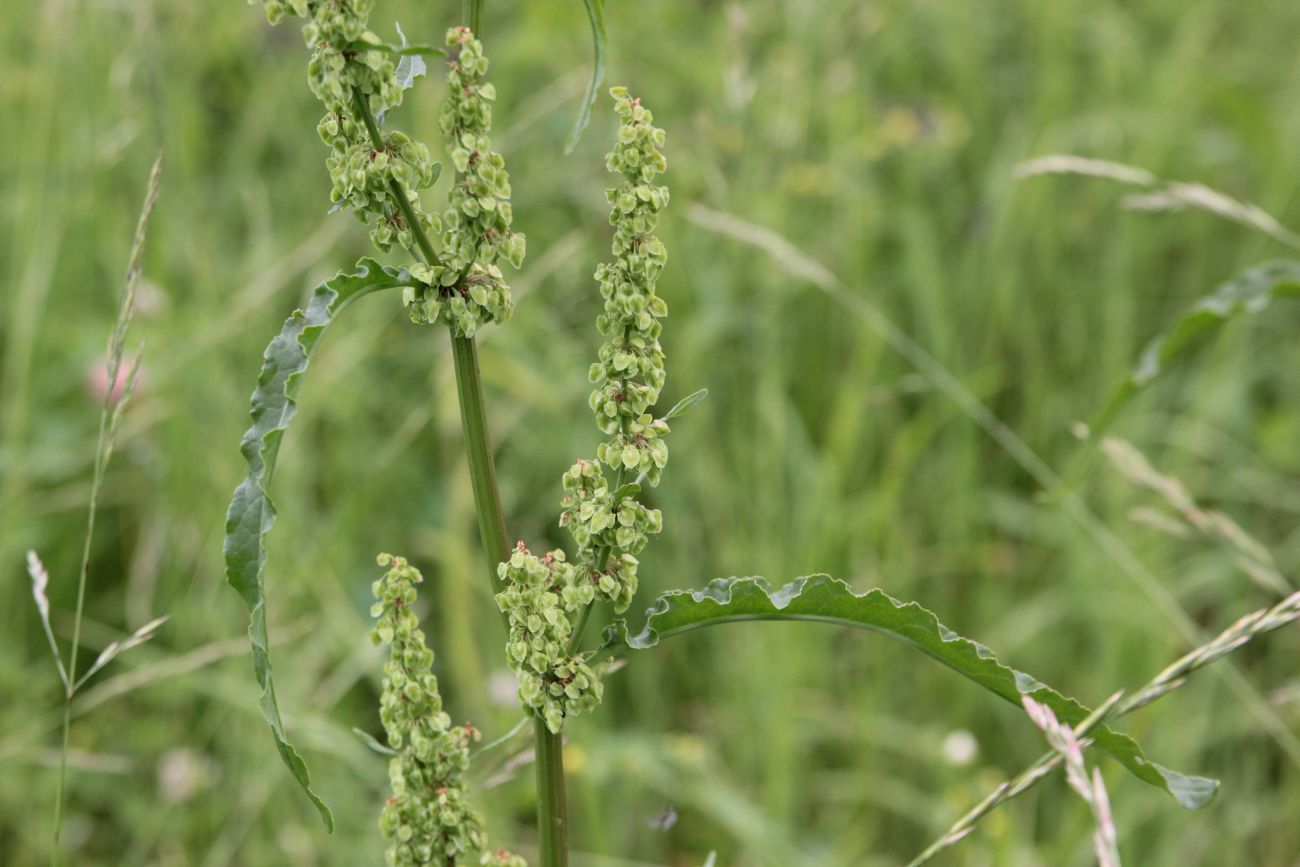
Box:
[496, 90, 673, 735]
[495, 544, 603, 733]
[255, 3, 523, 336]
[405, 27, 526, 337]
[560, 87, 672, 611]
[371, 554, 524, 866]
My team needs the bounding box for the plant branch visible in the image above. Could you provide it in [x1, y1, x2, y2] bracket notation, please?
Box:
[352, 90, 441, 267]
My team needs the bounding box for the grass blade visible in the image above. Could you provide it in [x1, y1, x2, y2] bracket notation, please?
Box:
[1016, 154, 1300, 250]
[222, 258, 412, 831]
[1086, 260, 1300, 441]
[595, 575, 1218, 808]
[565, 0, 606, 154]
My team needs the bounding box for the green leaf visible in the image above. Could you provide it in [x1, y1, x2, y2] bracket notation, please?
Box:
[661, 387, 709, 421]
[595, 575, 1218, 809]
[612, 482, 641, 502]
[348, 38, 446, 58]
[393, 23, 428, 91]
[223, 258, 410, 832]
[1088, 260, 1300, 440]
[565, 0, 606, 154]
[352, 727, 400, 757]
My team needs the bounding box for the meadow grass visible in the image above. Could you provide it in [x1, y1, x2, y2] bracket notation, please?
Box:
[3, 0, 1300, 863]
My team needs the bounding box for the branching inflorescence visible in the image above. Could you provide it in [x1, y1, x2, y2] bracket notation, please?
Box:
[257, 1, 523, 337]
[497, 89, 672, 734]
[250, 0, 535, 852]
[405, 26, 525, 337]
[371, 554, 524, 867]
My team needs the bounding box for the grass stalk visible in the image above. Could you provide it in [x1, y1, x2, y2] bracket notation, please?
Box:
[50, 155, 162, 866]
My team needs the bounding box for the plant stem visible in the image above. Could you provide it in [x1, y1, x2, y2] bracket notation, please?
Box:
[352, 91, 442, 267]
[462, 0, 483, 34]
[450, 335, 509, 603]
[440, 5, 566, 861]
[450, 337, 569, 865]
[533, 717, 569, 866]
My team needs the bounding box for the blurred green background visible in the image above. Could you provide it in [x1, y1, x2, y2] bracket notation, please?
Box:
[3, 0, 1300, 864]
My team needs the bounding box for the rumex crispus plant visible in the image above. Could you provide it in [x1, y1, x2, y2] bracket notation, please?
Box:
[223, 2, 1300, 864]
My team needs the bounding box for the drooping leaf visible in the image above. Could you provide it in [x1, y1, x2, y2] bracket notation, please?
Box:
[223, 258, 411, 831]
[565, 0, 606, 154]
[1088, 260, 1300, 440]
[595, 575, 1218, 809]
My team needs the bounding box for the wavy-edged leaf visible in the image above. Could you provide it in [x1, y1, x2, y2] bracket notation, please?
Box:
[223, 258, 410, 831]
[596, 575, 1218, 809]
[565, 0, 606, 154]
[1087, 260, 1300, 440]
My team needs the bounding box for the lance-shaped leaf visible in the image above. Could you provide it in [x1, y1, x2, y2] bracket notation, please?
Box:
[661, 387, 709, 422]
[595, 575, 1218, 809]
[351, 727, 400, 757]
[223, 258, 411, 832]
[1088, 260, 1300, 440]
[565, 0, 606, 153]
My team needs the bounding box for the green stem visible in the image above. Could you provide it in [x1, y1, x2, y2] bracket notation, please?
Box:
[443, 5, 566, 862]
[352, 90, 441, 267]
[533, 717, 568, 866]
[462, 0, 483, 34]
[566, 598, 595, 655]
[52, 411, 106, 863]
[450, 336, 510, 607]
